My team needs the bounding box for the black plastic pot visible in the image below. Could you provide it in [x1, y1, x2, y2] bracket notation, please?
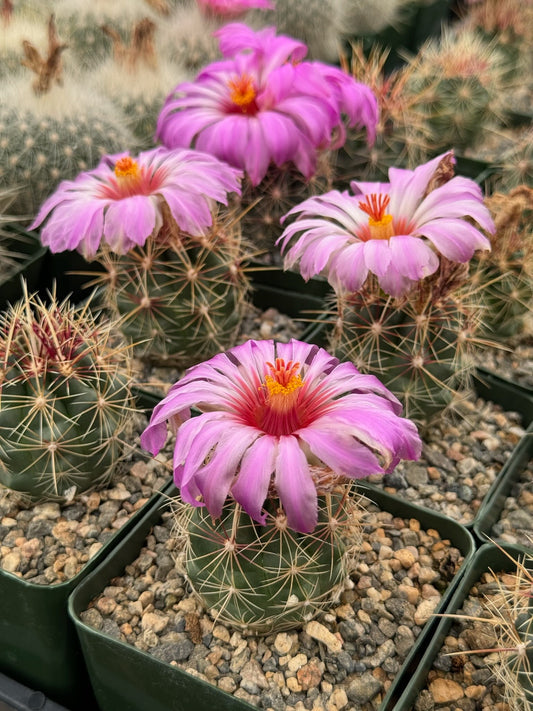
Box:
[0, 389, 171, 711]
[0, 225, 47, 310]
[390, 542, 533, 710]
[0, 671, 70, 711]
[473, 421, 533, 552]
[68, 484, 474, 711]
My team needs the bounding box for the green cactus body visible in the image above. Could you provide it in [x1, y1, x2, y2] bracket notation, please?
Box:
[513, 610, 533, 704]
[97, 216, 250, 365]
[405, 30, 507, 154]
[240, 158, 334, 255]
[159, 4, 221, 74]
[331, 281, 477, 422]
[0, 17, 136, 217]
[176, 483, 361, 633]
[0, 289, 133, 499]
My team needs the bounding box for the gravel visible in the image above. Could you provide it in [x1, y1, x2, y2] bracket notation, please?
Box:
[80, 496, 465, 711]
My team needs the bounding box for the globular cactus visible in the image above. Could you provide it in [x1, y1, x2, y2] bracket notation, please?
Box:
[333, 43, 433, 184]
[0, 286, 134, 499]
[96, 211, 250, 364]
[470, 186, 533, 340]
[158, 3, 221, 75]
[0, 0, 53, 79]
[498, 128, 533, 191]
[175, 478, 362, 633]
[54, 0, 165, 70]
[0, 15, 136, 217]
[331, 264, 481, 423]
[404, 28, 509, 154]
[91, 18, 188, 147]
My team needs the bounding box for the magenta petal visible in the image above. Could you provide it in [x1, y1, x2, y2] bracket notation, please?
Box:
[298, 426, 383, 478]
[274, 436, 317, 533]
[388, 234, 440, 280]
[231, 435, 277, 524]
[103, 196, 156, 252]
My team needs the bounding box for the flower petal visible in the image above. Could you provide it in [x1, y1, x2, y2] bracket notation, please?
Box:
[275, 436, 317, 533]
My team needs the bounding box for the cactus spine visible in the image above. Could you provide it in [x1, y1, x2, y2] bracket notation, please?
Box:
[0, 286, 134, 499]
[95, 209, 250, 365]
[174, 475, 361, 633]
[330, 261, 481, 423]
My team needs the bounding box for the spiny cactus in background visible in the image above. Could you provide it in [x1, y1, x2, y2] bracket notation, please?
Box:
[96, 210, 250, 364]
[158, 3, 221, 74]
[471, 186, 533, 340]
[331, 264, 482, 423]
[175, 480, 362, 632]
[54, 0, 166, 70]
[404, 28, 510, 154]
[92, 18, 188, 147]
[31, 147, 249, 365]
[278, 152, 495, 423]
[0, 0, 52, 78]
[141, 339, 421, 632]
[0, 286, 134, 500]
[0, 15, 136, 218]
[333, 43, 433, 184]
[498, 128, 533, 191]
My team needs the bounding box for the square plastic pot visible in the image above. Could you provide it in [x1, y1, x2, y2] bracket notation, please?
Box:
[68, 484, 475, 711]
[389, 541, 533, 710]
[0, 388, 171, 711]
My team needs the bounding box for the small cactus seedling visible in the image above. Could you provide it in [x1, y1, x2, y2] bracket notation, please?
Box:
[0, 286, 134, 499]
[0, 15, 136, 217]
[471, 186, 533, 340]
[141, 339, 421, 632]
[175, 479, 362, 633]
[404, 28, 509, 153]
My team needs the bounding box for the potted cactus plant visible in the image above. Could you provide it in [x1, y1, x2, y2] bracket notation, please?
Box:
[0, 285, 170, 709]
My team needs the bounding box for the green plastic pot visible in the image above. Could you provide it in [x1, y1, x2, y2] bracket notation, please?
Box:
[68, 484, 474, 711]
[0, 388, 171, 711]
[0, 225, 47, 310]
[473, 421, 533, 552]
[390, 542, 533, 710]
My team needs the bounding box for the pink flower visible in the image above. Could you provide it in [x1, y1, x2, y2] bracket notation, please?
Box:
[197, 0, 274, 19]
[141, 339, 421, 533]
[31, 147, 242, 258]
[277, 152, 494, 297]
[156, 24, 378, 186]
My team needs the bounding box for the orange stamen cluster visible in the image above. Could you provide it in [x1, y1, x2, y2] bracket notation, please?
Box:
[257, 358, 304, 436]
[228, 74, 258, 114]
[114, 156, 140, 180]
[358, 193, 394, 241]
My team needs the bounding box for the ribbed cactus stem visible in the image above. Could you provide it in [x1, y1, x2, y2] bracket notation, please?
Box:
[173, 478, 362, 633]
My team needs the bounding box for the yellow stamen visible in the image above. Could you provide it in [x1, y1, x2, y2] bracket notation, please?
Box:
[228, 74, 257, 113]
[263, 358, 304, 409]
[114, 156, 140, 179]
[359, 193, 395, 241]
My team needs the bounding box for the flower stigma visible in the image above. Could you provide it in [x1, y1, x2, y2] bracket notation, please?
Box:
[228, 74, 258, 114]
[257, 358, 305, 435]
[359, 193, 394, 241]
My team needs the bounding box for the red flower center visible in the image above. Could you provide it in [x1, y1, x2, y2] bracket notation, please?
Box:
[358, 193, 395, 241]
[227, 74, 258, 114]
[96, 156, 164, 200]
[255, 358, 305, 435]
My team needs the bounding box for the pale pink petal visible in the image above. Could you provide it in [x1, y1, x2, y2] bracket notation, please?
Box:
[419, 219, 491, 261]
[231, 435, 277, 524]
[275, 436, 317, 533]
[388, 234, 440, 280]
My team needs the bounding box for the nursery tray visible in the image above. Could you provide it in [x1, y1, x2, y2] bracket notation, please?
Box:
[389, 542, 532, 710]
[473, 420, 533, 552]
[0, 388, 170, 711]
[68, 484, 474, 711]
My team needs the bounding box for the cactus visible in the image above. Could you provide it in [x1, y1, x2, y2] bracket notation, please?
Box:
[0, 285, 134, 499]
[330, 262, 481, 423]
[499, 128, 533, 191]
[0, 0, 53, 79]
[404, 28, 509, 154]
[158, 3, 221, 74]
[470, 186, 533, 340]
[175, 478, 362, 633]
[0, 15, 136, 217]
[95, 210, 250, 364]
[92, 18, 188, 147]
[333, 43, 433, 184]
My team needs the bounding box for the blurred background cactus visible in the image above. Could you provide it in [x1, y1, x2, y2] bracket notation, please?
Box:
[0, 15, 136, 217]
[0, 0, 53, 79]
[471, 185, 533, 341]
[0, 285, 134, 499]
[175, 477, 362, 633]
